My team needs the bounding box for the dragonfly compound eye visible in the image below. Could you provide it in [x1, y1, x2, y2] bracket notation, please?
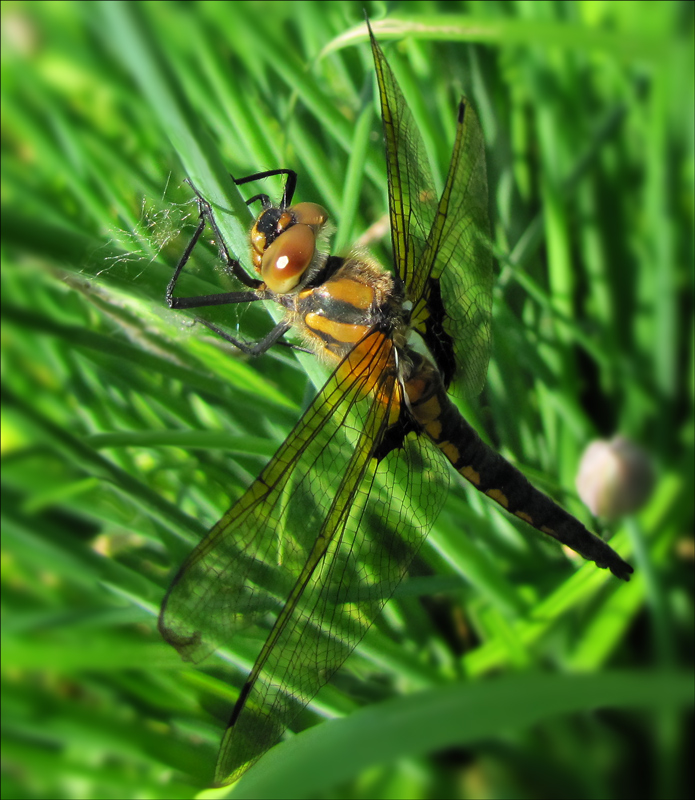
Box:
[261, 222, 317, 293]
[290, 202, 329, 229]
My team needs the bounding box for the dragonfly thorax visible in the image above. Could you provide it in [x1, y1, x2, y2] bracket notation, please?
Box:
[250, 202, 329, 294]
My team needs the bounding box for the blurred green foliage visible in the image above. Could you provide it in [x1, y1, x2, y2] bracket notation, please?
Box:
[2, 1, 693, 798]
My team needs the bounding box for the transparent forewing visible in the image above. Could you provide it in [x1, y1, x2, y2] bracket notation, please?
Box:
[413, 98, 493, 398]
[369, 25, 492, 398]
[369, 25, 438, 293]
[159, 330, 449, 785]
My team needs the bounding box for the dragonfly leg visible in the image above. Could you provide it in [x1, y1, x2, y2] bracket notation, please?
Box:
[232, 168, 297, 210]
[166, 190, 262, 308]
[166, 286, 260, 311]
[198, 318, 311, 356]
[177, 179, 262, 291]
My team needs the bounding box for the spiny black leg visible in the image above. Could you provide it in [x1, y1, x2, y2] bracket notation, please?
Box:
[166, 194, 262, 309]
[183, 179, 261, 290]
[198, 318, 312, 356]
[232, 169, 297, 208]
[244, 193, 271, 209]
[166, 200, 209, 306]
[167, 289, 261, 311]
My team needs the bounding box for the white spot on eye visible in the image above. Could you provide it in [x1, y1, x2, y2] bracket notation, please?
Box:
[276, 256, 289, 270]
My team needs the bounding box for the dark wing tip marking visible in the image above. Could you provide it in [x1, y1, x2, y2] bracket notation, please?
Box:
[457, 99, 466, 124]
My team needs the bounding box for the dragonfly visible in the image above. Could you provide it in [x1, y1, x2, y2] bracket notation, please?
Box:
[159, 22, 633, 785]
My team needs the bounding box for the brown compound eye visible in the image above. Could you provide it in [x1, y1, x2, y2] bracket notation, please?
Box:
[290, 202, 329, 229]
[261, 223, 316, 293]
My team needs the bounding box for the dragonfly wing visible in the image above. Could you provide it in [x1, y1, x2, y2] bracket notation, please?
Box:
[369, 24, 493, 397]
[159, 329, 449, 784]
[414, 97, 493, 398]
[369, 24, 438, 293]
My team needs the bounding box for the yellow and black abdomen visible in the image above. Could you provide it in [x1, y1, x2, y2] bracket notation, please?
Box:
[406, 355, 633, 580]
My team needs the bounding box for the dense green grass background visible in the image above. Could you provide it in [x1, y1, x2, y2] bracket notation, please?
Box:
[2, 1, 693, 798]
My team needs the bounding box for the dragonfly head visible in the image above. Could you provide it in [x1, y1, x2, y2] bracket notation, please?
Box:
[250, 202, 329, 294]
